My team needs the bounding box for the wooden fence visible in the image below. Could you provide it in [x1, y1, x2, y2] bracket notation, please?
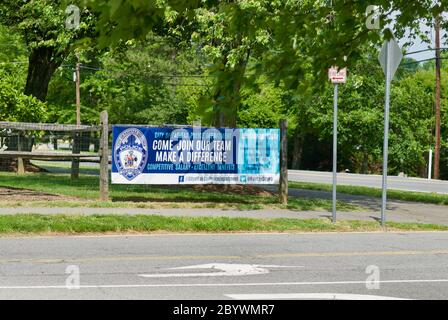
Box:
[0, 110, 109, 200]
[0, 112, 288, 204]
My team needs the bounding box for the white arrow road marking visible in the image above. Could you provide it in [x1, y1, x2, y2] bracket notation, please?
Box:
[138, 263, 303, 278]
[225, 293, 410, 300]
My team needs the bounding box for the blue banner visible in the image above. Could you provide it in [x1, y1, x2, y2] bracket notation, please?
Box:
[112, 126, 280, 184]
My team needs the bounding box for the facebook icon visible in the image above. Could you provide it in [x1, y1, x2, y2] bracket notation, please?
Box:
[178, 176, 185, 183]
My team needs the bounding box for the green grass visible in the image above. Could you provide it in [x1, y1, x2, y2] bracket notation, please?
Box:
[289, 181, 448, 205]
[0, 172, 361, 212]
[0, 214, 446, 235]
[30, 160, 100, 174]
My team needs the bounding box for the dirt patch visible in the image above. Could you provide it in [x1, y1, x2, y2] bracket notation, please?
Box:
[0, 186, 74, 201]
[190, 184, 274, 197]
[0, 184, 274, 204]
[148, 184, 274, 197]
[0, 159, 47, 173]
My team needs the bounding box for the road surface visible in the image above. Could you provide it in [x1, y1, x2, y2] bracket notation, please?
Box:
[1, 232, 448, 300]
[289, 170, 448, 194]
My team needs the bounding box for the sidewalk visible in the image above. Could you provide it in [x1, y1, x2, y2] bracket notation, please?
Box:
[0, 201, 446, 225]
[0, 184, 446, 225]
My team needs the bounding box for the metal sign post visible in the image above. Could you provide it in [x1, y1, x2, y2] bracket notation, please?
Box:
[328, 67, 347, 223]
[332, 83, 338, 223]
[428, 148, 433, 180]
[378, 37, 402, 227]
[381, 43, 391, 228]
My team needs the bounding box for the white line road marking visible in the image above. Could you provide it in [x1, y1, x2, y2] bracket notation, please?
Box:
[225, 293, 411, 300]
[1, 279, 448, 290]
[138, 264, 303, 278]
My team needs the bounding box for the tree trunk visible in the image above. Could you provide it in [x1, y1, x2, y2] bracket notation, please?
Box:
[211, 71, 242, 128]
[24, 47, 60, 101]
[361, 151, 369, 174]
[419, 161, 427, 179]
[211, 48, 250, 128]
[291, 130, 304, 169]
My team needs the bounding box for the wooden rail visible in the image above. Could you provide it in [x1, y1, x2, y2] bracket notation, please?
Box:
[0, 115, 287, 203]
[0, 151, 100, 159]
[0, 122, 101, 132]
[0, 114, 110, 201]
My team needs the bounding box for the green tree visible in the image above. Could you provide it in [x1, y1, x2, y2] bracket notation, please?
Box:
[296, 56, 439, 177]
[0, 25, 47, 123]
[84, 0, 448, 127]
[0, 0, 95, 101]
[0, 66, 47, 122]
[46, 33, 207, 126]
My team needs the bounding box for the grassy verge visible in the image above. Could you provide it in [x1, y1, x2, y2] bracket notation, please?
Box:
[0, 173, 361, 212]
[0, 198, 359, 211]
[30, 160, 100, 175]
[289, 181, 448, 205]
[0, 214, 446, 235]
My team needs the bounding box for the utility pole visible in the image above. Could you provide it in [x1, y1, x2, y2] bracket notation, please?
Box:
[71, 54, 81, 179]
[434, 17, 441, 180]
[75, 54, 81, 126]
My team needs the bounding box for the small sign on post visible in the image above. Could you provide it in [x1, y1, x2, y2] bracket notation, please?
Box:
[328, 66, 347, 223]
[328, 67, 347, 84]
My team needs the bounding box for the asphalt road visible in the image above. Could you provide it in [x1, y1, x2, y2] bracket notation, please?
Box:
[289, 170, 448, 194]
[1, 232, 448, 300]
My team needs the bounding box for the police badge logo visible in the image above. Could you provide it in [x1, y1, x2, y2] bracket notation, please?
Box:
[114, 128, 148, 181]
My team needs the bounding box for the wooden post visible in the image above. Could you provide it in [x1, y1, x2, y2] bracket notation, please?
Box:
[99, 110, 109, 201]
[17, 133, 25, 175]
[279, 119, 288, 204]
[71, 133, 80, 179]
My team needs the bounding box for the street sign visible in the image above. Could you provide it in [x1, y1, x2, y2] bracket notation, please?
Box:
[328, 66, 347, 224]
[378, 37, 403, 227]
[379, 38, 403, 80]
[328, 67, 347, 84]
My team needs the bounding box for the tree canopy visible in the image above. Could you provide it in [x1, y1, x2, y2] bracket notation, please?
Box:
[0, 0, 447, 178]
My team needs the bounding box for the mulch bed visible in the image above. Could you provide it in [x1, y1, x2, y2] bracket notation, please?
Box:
[187, 184, 274, 197]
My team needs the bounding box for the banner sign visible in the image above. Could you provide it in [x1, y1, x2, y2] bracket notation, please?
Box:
[111, 126, 280, 185]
